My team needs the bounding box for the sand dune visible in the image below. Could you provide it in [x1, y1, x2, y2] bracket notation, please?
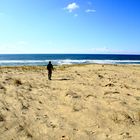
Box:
[0, 64, 140, 140]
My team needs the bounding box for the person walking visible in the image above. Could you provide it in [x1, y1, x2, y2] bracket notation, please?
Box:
[47, 61, 53, 80]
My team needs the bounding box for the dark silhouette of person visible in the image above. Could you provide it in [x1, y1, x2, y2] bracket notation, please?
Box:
[47, 61, 53, 80]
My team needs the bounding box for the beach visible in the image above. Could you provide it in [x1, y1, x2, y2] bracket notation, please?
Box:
[0, 64, 140, 140]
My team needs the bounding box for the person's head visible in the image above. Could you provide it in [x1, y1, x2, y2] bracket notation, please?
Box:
[49, 61, 51, 64]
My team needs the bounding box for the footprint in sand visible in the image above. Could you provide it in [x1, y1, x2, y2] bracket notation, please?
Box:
[104, 91, 120, 95]
[0, 113, 5, 122]
[111, 111, 135, 125]
[61, 135, 70, 140]
[105, 83, 115, 87]
[120, 132, 132, 139]
[135, 96, 140, 101]
[21, 101, 29, 110]
[85, 94, 97, 99]
[14, 79, 22, 86]
[65, 90, 81, 99]
[98, 74, 104, 79]
[73, 105, 83, 112]
[84, 94, 97, 100]
[0, 84, 6, 93]
[5, 77, 22, 86]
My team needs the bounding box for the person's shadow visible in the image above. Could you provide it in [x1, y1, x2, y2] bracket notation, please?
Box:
[52, 78, 72, 81]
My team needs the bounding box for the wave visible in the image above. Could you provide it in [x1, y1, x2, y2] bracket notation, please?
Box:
[0, 59, 140, 66]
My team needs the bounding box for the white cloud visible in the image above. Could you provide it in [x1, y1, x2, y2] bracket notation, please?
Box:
[65, 2, 79, 13]
[85, 9, 96, 13]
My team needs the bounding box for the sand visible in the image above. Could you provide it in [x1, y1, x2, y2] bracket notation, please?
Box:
[0, 64, 140, 140]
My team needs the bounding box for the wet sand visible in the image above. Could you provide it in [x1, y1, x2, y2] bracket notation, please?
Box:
[0, 64, 140, 140]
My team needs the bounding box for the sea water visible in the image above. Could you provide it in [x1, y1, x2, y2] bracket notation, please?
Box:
[0, 54, 140, 66]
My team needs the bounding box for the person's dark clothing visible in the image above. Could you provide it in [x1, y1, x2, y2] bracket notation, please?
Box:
[47, 63, 53, 80]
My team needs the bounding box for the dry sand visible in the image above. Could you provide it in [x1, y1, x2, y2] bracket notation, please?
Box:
[0, 64, 140, 140]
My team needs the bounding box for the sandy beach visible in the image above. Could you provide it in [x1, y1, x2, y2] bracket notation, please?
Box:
[0, 64, 140, 140]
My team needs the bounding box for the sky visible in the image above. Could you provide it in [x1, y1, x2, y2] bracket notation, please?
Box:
[0, 0, 140, 54]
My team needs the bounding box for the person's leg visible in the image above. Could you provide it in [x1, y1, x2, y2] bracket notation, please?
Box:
[49, 73, 51, 80]
[48, 73, 50, 80]
[48, 71, 52, 80]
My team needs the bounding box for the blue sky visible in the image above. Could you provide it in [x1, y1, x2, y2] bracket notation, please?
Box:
[0, 0, 140, 54]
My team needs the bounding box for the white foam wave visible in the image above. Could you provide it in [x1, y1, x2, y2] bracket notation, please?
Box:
[53, 60, 140, 65]
[0, 59, 140, 66]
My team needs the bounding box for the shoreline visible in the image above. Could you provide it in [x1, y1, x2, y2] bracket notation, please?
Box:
[0, 63, 140, 67]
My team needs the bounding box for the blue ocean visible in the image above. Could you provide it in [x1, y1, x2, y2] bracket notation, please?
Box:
[0, 54, 140, 66]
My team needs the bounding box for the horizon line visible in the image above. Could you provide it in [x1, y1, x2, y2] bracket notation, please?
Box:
[0, 53, 140, 55]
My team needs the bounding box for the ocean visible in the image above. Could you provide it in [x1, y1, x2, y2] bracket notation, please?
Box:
[0, 54, 140, 66]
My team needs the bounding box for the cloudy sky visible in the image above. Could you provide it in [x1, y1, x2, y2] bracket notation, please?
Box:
[0, 0, 140, 54]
